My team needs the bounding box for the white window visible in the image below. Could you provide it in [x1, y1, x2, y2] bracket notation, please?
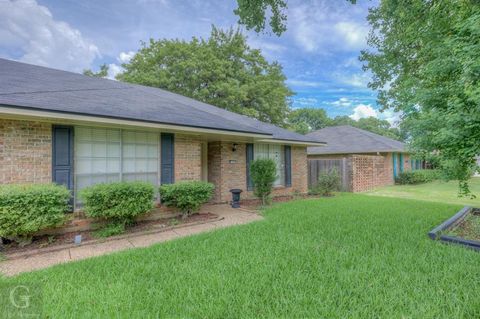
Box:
[74, 127, 159, 204]
[254, 144, 285, 186]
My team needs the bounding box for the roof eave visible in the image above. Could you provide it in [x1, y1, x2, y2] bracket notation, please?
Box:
[257, 138, 326, 147]
[0, 104, 272, 139]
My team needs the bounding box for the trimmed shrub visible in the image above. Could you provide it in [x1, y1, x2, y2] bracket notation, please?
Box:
[80, 181, 154, 223]
[310, 169, 340, 196]
[159, 181, 214, 217]
[395, 169, 441, 185]
[0, 184, 70, 243]
[250, 158, 278, 206]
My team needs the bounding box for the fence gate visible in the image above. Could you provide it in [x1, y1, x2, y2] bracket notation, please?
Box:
[308, 158, 350, 191]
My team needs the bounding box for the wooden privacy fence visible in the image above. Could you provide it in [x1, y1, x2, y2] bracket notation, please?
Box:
[308, 158, 350, 191]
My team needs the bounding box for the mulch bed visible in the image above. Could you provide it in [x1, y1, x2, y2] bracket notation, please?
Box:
[1, 212, 218, 256]
[445, 209, 480, 241]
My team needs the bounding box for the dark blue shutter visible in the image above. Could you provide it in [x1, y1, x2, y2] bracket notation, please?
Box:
[284, 145, 292, 187]
[52, 125, 74, 209]
[246, 143, 254, 191]
[161, 133, 174, 184]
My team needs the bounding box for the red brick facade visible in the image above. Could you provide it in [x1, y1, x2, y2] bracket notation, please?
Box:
[174, 134, 203, 182]
[0, 119, 52, 184]
[0, 119, 308, 203]
[309, 152, 412, 192]
[207, 142, 308, 202]
[350, 154, 393, 192]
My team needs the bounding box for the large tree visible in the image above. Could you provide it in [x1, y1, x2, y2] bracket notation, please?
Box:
[118, 27, 292, 126]
[288, 108, 330, 134]
[361, 0, 480, 194]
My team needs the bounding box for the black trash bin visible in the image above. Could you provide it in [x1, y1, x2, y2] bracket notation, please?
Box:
[229, 189, 243, 208]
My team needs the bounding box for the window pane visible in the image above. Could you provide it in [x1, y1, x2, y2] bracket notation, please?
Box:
[136, 144, 147, 157]
[77, 142, 91, 157]
[92, 143, 107, 158]
[75, 127, 160, 207]
[123, 159, 135, 173]
[107, 143, 120, 157]
[76, 159, 91, 174]
[92, 159, 107, 173]
[254, 143, 285, 186]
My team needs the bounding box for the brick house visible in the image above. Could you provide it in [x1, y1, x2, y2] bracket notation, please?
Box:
[307, 126, 423, 192]
[0, 58, 324, 208]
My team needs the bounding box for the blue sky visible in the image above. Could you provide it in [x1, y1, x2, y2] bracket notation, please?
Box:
[0, 0, 397, 123]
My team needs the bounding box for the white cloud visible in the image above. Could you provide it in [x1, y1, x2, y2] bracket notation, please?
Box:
[288, 2, 370, 53]
[107, 63, 123, 80]
[105, 51, 136, 80]
[350, 104, 377, 120]
[379, 109, 402, 127]
[334, 22, 368, 50]
[335, 72, 371, 89]
[117, 51, 136, 63]
[331, 97, 352, 107]
[0, 0, 99, 72]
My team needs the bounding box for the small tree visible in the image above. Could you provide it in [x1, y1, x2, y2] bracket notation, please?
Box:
[250, 158, 277, 206]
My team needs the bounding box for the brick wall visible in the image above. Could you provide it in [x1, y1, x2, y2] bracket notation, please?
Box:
[349, 154, 394, 192]
[0, 119, 52, 184]
[208, 142, 308, 202]
[174, 134, 203, 182]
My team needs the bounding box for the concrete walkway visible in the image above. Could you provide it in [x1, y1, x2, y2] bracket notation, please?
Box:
[0, 205, 262, 277]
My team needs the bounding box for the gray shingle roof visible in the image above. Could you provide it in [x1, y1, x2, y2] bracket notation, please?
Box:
[0, 58, 321, 144]
[306, 125, 406, 155]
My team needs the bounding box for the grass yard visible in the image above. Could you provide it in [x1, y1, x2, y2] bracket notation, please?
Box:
[2, 194, 480, 318]
[366, 177, 480, 207]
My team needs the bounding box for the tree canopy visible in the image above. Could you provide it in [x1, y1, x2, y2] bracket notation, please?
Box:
[288, 108, 405, 140]
[361, 0, 480, 194]
[288, 108, 330, 134]
[118, 27, 292, 126]
[233, 0, 357, 35]
[83, 64, 109, 78]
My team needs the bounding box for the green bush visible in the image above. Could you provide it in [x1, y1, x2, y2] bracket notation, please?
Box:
[310, 169, 340, 196]
[250, 158, 278, 206]
[395, 169, 441, 185]
[80, 181, 154, 223]
[0, 184, 70, 242]
[159, 181, 214, 217]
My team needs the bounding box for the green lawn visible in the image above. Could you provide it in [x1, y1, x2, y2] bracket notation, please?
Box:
[366, 177, 480, 207]
[2, 194, 480, 318]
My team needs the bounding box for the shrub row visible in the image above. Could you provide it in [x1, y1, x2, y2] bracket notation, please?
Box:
[395, 169, 441, 185]
[80, 181, 155, 223]
[0, 181, 215, 243]
[0, 184, 70, 242]
[159, 181, 215, 217]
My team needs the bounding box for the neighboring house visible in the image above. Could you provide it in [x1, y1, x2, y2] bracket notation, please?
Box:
[0, 58, 324, 208]
[307, 125, 423, 192]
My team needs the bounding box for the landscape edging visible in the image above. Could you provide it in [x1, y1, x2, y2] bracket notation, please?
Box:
[428, 206, 480, 251]
[4, 215, 224, 260]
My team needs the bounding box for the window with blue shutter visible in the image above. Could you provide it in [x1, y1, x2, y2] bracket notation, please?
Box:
[52, 125, 74, 209]
[284, 145, 292, 187]
[161, 133, 174, 184]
